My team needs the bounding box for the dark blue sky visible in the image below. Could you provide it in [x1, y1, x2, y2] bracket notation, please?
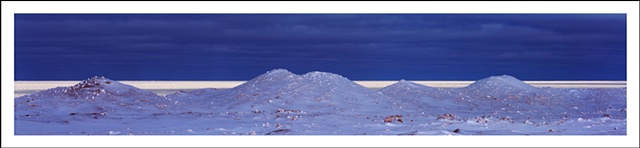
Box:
[14, 14, 626, 81]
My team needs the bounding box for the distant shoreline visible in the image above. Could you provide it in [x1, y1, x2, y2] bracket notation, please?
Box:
[14, 81, 627, 98]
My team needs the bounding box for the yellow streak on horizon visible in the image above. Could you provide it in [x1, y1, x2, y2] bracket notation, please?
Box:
[14, 81, 627, 98]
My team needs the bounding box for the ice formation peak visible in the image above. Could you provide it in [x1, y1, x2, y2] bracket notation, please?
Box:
[302, 71, 347, 80]
[397, 79, 410, 84]
[468, 75, 534, 90]
[60, 76, 159, 98]
[232, 69, 303, 92]
[479, 75, 523, 84]
[253, 69, 352, 83]
[265, 68, 294, 75]
[69, 76, 117, 90]
[394, 79, 419, 87]
[254, 68, 299, 80]
[488, 75, 519, 80]
[382, 79, 438, 92]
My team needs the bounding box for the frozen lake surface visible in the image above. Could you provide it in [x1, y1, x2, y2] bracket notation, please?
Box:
[13, 69, 627, 136]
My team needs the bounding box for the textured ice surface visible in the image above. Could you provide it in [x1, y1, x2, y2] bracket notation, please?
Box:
[14, 70, 626, 135]
[380, 75, 627, 135]
[14, 76, 178, 134]
[15, 76, 174, 117]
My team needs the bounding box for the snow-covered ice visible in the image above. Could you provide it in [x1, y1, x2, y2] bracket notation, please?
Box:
[14, 70, 626, 135]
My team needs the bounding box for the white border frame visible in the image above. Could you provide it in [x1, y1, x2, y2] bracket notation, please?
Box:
[2, 1, 638, 147]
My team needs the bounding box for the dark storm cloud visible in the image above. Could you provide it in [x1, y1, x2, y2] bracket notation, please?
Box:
[14, 14, 626, 80]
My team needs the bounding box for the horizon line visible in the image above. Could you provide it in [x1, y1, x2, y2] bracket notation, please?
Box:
[13, 79, 629, 82]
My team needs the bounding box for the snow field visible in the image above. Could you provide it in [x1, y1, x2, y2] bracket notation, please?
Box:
[14, 69, 627, 135]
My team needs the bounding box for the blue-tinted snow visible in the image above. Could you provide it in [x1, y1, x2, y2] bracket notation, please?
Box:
[14, 70, 626, 135]
[15, 76, 175, 121]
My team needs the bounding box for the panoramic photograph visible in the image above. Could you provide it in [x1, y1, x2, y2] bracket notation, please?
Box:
[12, 13, 628, 136]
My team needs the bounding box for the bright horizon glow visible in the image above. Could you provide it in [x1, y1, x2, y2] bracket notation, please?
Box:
[13, 80, 628, 98]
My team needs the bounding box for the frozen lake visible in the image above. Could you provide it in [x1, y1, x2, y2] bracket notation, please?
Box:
[14, 80, 626, 97]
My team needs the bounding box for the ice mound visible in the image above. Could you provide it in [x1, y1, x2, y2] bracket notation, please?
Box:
[230, 69, 305, 94]
[381, 79, 448, 93]
[466, 75, 536, 91]
[380, 75, 626, 122]
[296, 70, 397, 111]
[63, 76, 159, 98]
[457, 75, 571, 119]
[15, 76, 174, 123]
[210, 69, 397, 113]
[163, 69, 402, 134]
[461, 75, 551, 105]
[378, 80, 455, 100]
[163, 69, 305, 112]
